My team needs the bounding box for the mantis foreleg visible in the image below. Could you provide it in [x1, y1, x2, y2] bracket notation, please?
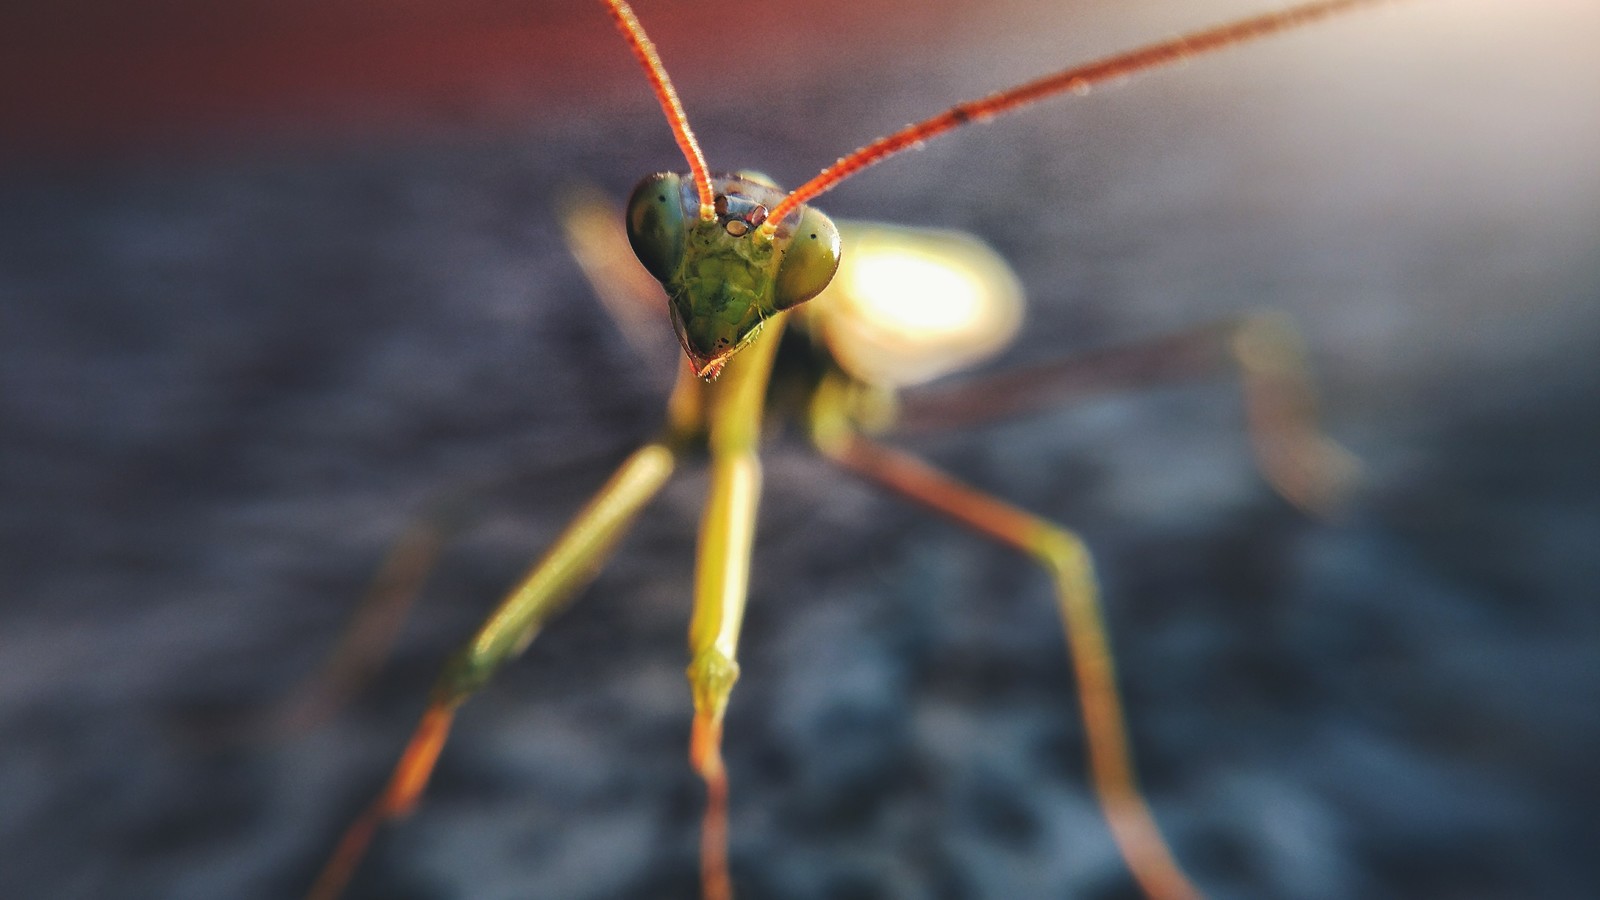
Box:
[306, 441, 678, 900]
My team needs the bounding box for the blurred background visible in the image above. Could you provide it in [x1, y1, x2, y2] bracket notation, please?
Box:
[3, 1, 1598, 898]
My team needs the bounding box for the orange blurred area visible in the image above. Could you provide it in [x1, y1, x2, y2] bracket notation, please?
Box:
[0, 0, 997, 161]
[4, 0, 1594, 167]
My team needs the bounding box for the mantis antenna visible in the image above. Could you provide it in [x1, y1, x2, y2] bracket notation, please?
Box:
[601, 0, 1408, 231]
[601, 0, 716, 221]
[762, 0, 1401, 230]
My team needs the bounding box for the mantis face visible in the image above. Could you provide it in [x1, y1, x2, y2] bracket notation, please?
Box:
[626, 171, 841, 379]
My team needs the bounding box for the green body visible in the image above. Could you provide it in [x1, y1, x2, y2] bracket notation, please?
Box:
[311, 1, 1387, 895]
[411, 186, 1204, 898]
[316, 173, 1344, 900]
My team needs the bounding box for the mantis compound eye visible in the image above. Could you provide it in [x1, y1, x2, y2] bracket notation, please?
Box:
[625, 172, 691, 283]
[772, 204, 841, 311]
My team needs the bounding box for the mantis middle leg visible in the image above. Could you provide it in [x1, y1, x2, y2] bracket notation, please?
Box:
[818, 430, 1205, 900]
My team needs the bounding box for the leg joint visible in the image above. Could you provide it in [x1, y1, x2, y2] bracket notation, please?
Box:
[434, 646, 498, 705]
[1031, 527, 1095, 584]
[686, 648, 741, 721]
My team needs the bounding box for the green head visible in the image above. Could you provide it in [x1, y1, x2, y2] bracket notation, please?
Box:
[626, 172, 841, 379]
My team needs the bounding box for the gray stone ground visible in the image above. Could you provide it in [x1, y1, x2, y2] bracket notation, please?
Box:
[2, 2, 1598, 899]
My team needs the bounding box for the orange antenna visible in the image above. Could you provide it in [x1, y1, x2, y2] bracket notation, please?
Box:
[764, 0, 1402, 231]
[602, 0, 716, 221]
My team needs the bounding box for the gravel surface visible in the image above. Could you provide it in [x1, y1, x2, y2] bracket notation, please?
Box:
[3, 2, 1597, 898]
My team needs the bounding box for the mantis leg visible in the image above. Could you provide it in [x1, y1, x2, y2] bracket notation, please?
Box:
[685, 448, 760, 900]
[817, 431, 1205, 900]
[559, 186, 674, 362]
[897, 313, 1357, 515]
[244, 489, 485, 742]
[681, 320, 786, 900]
[306, 442, 678, 900]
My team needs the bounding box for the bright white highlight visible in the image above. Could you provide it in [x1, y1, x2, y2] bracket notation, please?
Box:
[844, 248, 992, 342]
[813, 224, 1024, 388]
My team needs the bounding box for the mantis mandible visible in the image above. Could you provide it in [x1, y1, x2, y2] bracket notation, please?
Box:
[306, 1, 1405, 897]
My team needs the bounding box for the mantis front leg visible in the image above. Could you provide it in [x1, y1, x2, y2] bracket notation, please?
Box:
[686, 448, 760, 900]
[682, 317, 786, 900]
[306, 441, 678, 900]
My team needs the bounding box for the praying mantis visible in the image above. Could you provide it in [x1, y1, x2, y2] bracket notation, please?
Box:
[293, 1, 1468, 897]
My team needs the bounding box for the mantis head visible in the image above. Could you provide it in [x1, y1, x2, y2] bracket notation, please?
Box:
[625, 171, 841, 379]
